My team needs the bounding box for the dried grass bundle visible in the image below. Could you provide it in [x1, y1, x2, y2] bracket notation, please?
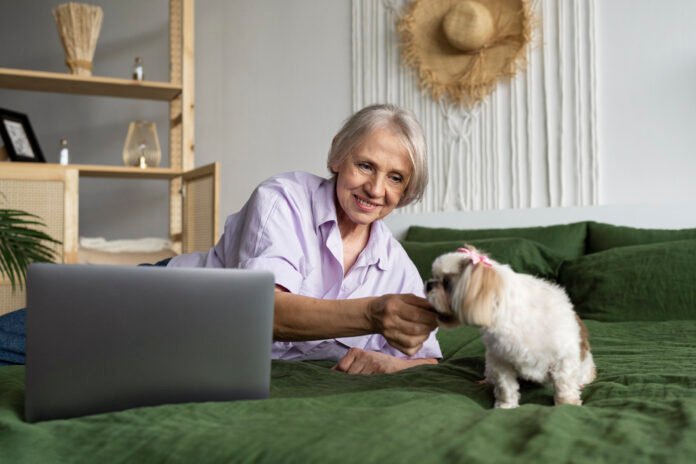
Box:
[53, 2, 103, 76]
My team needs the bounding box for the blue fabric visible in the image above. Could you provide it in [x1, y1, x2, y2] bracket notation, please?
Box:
[0, 309, 26, 365]
[1, 258, 172, 366]
[138, 257, 172, 267]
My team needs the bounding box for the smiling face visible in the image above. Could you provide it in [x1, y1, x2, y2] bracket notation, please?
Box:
[331, 127, 413, 230]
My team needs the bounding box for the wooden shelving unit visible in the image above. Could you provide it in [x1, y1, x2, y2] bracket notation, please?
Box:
[0, 67, 182, 101]
[0, 0, 219, 315]
[1, 162, 182, 180]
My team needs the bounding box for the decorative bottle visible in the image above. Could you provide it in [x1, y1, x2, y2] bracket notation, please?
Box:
[132, 57, 144, 81]
[59, 139, 69, 165]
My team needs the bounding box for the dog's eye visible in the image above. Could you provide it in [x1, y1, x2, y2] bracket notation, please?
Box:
[442, 276, 451, 291]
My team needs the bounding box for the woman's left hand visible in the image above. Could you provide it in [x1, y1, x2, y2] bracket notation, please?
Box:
[332, 348, 437, 375]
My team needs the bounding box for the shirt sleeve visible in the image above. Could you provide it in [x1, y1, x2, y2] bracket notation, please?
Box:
[411, 330, 442, 359]
[235, 184, 308, 294]
[376, 330, 442, 359]
[402, 255, 427, 298]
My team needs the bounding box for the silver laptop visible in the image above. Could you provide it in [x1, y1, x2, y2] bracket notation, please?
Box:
[25, 263, 274, 422]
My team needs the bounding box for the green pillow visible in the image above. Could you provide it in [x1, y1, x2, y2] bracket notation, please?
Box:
[587, 222, 696, 253]
[404, 222, 587, 260]
[558, 239, 696, 322]
[402, 237, 564, 281]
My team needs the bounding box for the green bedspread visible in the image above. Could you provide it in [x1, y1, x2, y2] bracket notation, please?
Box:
[2, 319, 695, 463]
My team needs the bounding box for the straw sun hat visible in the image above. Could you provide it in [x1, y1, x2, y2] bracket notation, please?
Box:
[399, 0, 533, 106]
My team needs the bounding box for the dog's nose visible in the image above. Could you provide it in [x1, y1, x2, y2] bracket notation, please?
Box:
[425, 280, 435, 293]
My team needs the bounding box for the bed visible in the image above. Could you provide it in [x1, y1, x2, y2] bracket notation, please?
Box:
[1, 205, 695, 462]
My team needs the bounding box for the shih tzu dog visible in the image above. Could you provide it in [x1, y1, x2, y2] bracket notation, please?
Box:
[425, 247, 596, 408]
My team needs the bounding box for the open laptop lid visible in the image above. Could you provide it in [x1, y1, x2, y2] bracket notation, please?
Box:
[25, 263, 274, 422]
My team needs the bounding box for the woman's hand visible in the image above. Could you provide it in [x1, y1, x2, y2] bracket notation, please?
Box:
[366, 294, 439, 356]
[333, 347, 437, 375]
[272, 291, 438, 355]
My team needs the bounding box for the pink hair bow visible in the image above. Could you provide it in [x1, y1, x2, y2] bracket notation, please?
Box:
[457, 247, 493, 267]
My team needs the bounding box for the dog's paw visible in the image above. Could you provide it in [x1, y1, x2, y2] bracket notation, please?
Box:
[555, 395, 582, 406]
[494, 400, 519, 409]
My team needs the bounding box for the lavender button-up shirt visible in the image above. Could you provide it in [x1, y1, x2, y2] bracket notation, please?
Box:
[168, 171, 441, 361]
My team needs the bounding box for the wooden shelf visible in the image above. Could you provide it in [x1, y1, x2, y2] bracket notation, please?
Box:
[1, 162, 182, 180]
[0, 67, 181, 101]
[0, 1, 219, 314]
[74, 164, 182, 179]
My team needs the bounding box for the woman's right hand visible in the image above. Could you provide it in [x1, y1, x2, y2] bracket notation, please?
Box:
[366, 294, 438, 356]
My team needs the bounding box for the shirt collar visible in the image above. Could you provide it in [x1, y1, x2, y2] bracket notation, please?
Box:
[311, 177, 391, 271]
[312, 177, 338, 231]
[362, 221, 391, 271]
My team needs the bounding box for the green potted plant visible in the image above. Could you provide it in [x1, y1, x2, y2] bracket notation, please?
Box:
[0, 194, 60, 291]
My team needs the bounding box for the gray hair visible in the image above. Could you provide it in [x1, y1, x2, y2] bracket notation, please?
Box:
[327, 104, 428, 207]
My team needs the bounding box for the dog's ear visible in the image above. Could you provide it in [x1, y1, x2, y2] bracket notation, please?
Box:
[453, 264, 502, 328]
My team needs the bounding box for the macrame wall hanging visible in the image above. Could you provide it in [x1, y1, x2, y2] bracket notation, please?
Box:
[352, 0, 599, 213]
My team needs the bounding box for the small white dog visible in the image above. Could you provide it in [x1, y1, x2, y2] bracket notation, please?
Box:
[425, 246, 596, 408]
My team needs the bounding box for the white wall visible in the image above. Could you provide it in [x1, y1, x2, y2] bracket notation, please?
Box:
[596, 0, 696, 206]
[201, 0, 696, 227]
[196, 0, 351, 228]
[2, 0, 694, 239]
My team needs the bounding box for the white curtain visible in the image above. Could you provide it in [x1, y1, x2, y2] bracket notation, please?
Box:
[352, 0, 599, 213]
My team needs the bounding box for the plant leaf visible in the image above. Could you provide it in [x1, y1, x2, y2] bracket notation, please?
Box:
[0, 208, 61, 291]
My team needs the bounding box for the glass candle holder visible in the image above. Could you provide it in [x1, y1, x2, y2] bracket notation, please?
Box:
[122, 121, 161, 168]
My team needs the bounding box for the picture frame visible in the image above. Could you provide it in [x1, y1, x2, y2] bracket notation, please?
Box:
[0, 107, 45, 163]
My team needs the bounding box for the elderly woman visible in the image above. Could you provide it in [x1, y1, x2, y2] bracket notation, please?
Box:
[0, 104, 440, 372]
[168, 104, 441, 374]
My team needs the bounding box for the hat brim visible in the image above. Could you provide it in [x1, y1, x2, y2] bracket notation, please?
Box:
[399, 0, 533, 106]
